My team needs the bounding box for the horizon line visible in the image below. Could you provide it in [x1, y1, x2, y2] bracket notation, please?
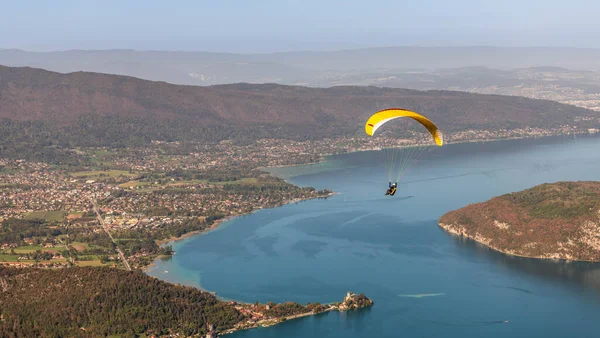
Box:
[2, 44, 600, 55]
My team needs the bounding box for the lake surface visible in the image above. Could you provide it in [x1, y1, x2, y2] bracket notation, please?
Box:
[147, 134, 600, 338]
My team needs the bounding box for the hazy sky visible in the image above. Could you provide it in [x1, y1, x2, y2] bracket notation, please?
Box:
[1, 0, 599, 52]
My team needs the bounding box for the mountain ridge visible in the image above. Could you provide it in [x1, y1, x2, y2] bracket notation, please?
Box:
[1, 65, 599, 152]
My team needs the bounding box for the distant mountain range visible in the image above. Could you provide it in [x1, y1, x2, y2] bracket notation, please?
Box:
[2, 47, 600, 87]
[1, 65, 599, 147]
[307, 66, 600, 112]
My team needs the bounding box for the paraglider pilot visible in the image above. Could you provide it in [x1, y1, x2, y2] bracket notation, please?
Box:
[385, 181, 398, 196]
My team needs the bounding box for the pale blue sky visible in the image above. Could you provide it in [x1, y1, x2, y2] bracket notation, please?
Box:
[1, 0, 599, 52]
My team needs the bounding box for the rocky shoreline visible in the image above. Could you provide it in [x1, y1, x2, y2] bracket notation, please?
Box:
[438, 181, 600, 262]
[438, 221, 600, 262]
[438, 222, 547, 260]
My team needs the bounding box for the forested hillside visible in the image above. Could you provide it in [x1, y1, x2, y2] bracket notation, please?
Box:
[0, 267, 242, 337]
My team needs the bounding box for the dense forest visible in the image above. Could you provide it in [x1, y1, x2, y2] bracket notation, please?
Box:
[0, 267, 242, 337]
[0, 218, 62, 245]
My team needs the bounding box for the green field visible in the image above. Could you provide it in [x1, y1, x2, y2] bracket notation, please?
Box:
[13, 245, 60, 254]
[24, 210, 66, 222]
[71, 170, 138, 179]
[93, 149, 114, 157]
[76, 260, 109, 267]
[0, 254, 70, 263]
[76, 254, 103, 261]
[24, 211, 46, 219]
[66, 242, 108, 251]
[165, 179, 208, 186]
[211, 177, 258, 185]
[49, 258, 68, 263]
[0, 254, 20, 262]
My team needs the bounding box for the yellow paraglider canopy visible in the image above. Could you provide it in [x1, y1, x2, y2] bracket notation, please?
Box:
[365, 108, 444, 185]
[365, 108, 443, 146]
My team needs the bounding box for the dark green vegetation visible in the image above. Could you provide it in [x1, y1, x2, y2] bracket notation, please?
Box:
[0, 218, 63, 245]
[264, 302, 308, 318]
[2, 212, 180, 268]
[502, 182, 600, 219]
[0, 218, 119, 266]
[439, 181, 600, 261]
[1, 65, 599, 161]
[0, 267, 242, 337]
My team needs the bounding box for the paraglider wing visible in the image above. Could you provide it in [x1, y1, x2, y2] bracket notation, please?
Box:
[365, 108, 443, 146]
[365, 108, 444, 185]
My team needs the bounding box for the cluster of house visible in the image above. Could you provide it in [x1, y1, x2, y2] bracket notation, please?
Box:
[232, 302, 267, 324]
[447, 126, 584, 143]
[102, 213, 181, 230]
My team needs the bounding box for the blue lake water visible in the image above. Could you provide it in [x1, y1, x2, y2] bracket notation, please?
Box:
[147, 134, 600, 338]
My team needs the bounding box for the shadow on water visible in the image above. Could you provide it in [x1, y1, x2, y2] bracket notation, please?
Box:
[337, 305, 373, 334]
[332, 195, 414, 206]
[449, 233, 600, 295]
[354, 167, 516, 187]
[363, 195, 414, 202]
[401, 168, 516, 184]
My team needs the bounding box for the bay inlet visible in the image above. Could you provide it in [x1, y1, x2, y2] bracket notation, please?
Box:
[147, 134, 600, 338]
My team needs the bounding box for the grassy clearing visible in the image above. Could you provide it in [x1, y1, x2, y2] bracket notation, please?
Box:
[65, 242, 108, 252]
[13, 246, 59, 254]
[71, 170, 138, 179]
[210, 177, 257, 185]
[24, 210, 66, 222]
[49, 258, 68, 263]
[24, 211, 46, 219]
[0, 255, 69, 264]
[166, 179, 208, 186]
[93, 149, 114, 157]
[76, 260, 109, 267]
[44, 210, 66, 222]
[77, 255, 102, 260]
[0, 254, 20, 262]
